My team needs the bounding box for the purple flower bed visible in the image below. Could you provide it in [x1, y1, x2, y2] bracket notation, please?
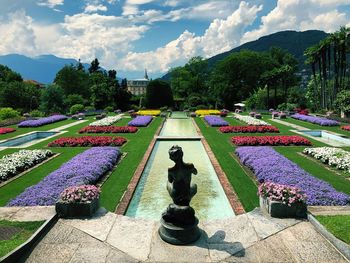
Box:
[204, 115, 228, 127]
[128, 116, 153, 127]
[7, 147, 120, 206]
[291, 113, 339, 126]
[18, 115, 68, 127]
[235, 146, 349, 206]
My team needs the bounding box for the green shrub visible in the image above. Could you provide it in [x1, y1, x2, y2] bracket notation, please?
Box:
[30, 110, 45, 117]
[277, 103, 298, 111]
[104, 106, 114, 113]
[0, 107, 20, 120]
[84, 106, 95, 111]
[70, 104, 85, 115]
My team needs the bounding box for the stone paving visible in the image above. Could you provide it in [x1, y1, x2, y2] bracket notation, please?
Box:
[0, 206, 55, 222]
[22, 208, 349, 262]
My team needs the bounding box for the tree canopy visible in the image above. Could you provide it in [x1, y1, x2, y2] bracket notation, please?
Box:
[146, 79, 174, 108]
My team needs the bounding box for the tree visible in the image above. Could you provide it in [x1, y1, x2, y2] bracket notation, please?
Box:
[64, 94, 85, 108]
[0, 65, 22, 82]
[40, 84, 65, 114]
[76, 59, 84, 71]
[90, 82, 113, 109]
[146, 79, 174, 108]
[88, 58, 100, 74]
[335, 90, 350, 117]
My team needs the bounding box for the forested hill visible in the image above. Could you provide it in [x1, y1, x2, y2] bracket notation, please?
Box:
[162, 30, 328, 81]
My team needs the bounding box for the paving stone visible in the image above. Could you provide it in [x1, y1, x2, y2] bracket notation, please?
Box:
[308, 206, 350, 216]
[62, 208, 117, 241]
[69, 241, 110, 263]
[25, 243, 80, 263]
[40, 221, 74, 244]
[0, 207, 22, 220]
[281, 222, 326, 243]
[147, 227, 210, 262]
[106, 215, 156, 261]
[105, 248, 139, 263]
[10, 206, 55, 221]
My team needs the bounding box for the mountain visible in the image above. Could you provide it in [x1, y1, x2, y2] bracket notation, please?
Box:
[162, 30, 328, 81]
[0, 54, 90, 84]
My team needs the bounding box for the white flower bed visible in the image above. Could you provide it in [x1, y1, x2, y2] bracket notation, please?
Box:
[0, 150, 53, 181]
[233, 113, 271, 126]
[89, 116, 121, 126]
[303, 147, 350, 174]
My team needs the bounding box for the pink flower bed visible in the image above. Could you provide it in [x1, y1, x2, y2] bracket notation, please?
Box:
[219, 125, 279, 133]
[231, 135, 312, 146]
[0, 128, 16, 134]
[341, 126, 350, 131]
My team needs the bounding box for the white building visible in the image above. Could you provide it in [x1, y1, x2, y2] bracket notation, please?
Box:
[127, 70, 150, 96]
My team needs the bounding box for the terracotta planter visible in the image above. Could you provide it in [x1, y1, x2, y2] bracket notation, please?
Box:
[259, 196, 307, 218]
[55, 198, 99, 218]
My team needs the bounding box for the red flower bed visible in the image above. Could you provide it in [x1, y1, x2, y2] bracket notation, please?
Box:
[231, 135, 311, 146]
[341, 126, 350, 131]
[48, 136, 127, 147]
[295, 108, 309, 115]
[219, 125, 279, 133]
[0, 128, 16, 134]
[79, 126, 138, 134]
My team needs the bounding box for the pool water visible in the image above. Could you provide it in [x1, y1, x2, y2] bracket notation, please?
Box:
[300, 130, 350, 146]
[0, 131, 58, 147]
[160, 119, 198, 137]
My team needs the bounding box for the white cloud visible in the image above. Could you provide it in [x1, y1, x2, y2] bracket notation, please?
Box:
[241, 0, 350, 44]
[119, 2, 262, 73]
[37, 0, 64, 8]
[126, 0, 154, 4]
[84, 4, 108, 13]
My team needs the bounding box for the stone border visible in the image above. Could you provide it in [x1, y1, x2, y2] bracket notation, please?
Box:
[192, 118, 245, 215]
[0, 213, 58, 263]
[0, 153, 60, 188]
[115, 118, 165, 214]
[308, 214, 350, 261]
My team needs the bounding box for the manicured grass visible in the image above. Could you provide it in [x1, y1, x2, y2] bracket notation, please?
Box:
[195, 117, 258, 212]
[100, 117, 162, 212]
[0, 220, 44, 258]
[315, 215, 350, 245]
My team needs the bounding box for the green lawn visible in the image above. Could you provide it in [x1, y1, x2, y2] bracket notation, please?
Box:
[0, 220, 44, 258]
[315, 215, 350, 245]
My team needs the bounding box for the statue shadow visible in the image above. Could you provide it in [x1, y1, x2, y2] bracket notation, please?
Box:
[195, 230, 245, 257]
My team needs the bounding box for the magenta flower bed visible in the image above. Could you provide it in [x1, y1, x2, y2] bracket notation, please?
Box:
[7, 147, 120, 206]
[128, 116, 153, 127]
[235, 146, 349, 206]
[18, 115, 68, 127]
[291, 113, 339, 126]
[204, 116, 228, 127]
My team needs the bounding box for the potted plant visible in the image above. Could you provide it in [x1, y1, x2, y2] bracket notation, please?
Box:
[258, 182, 307, 218]
[56, 185, 100, 218]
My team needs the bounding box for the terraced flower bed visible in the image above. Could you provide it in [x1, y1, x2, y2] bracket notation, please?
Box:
[231, 135, 311, 146]
[233, 113, 271, 126]
[235, 146, 350, 205]
[341, 126, 350, 131]
[0, 150, 54, 182]
[7, 147, 121, 206]
[79, 126, 138, 134]
[0, 128, 16, 134]
[128, 116, 153, 127]
[220, 125, 279, 133]
[204, 115, 228, 127]
[303, 147, 350, 175]
[195, 109, 220, 116]
[136, 110, 161, 116]
[48, 136, 127, 147]
[291, 113, 340, 126]
[18, 115, 68, 127]
[89, 116, 121, 126]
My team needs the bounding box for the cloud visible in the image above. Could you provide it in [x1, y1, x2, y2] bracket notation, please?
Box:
[84, 4, 108, 13]
[241, 0, 350, 44]
[37, 0, 64, 8]
[119, 2, 262, 73]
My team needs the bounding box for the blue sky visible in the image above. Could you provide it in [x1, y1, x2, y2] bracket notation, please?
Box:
[0, 0, 349, 79]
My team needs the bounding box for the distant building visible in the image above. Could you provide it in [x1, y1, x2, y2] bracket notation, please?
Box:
[23, 79, 45, 88]
[127, 69, 149, 95]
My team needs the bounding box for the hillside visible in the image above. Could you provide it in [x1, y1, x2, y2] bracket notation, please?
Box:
[162, 30, 328, 81]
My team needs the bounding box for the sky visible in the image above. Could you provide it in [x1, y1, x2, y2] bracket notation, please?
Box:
[0, 0, 350, 79]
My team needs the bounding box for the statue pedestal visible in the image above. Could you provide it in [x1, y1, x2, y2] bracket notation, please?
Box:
[159, 217, 201, 245]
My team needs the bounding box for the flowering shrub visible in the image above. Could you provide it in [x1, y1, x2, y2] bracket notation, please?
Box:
[60, 185, 100, 203]
[89, 116, 121, 126]
[195, 110, 220, 117]
[7, 147, 120, 206]
[219, 125, 279, 133]
[0, 150, 53, 181]
[18, 115, 68, 127]
[128, 116, 153, 127]
[48, 136, 126, 147]
[258, 182, 307, 206]
[204, 116, 228, 127]
[231, 135, 311, 146]
[233, 113, 271, 126]
[0, 127, 16, 134]
[295, 108, 309, 115]
[303, 147, 350, 174]
[235, 146, 350, 205]
[136, 110, 161, 116]
[79, 126, 138, 134]
[291, 113, 340, 126]
[341, 126, 350, 131]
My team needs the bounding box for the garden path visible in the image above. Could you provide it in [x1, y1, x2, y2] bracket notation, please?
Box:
[0, 206, 55, 221]
[22, 207, 348, 262]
